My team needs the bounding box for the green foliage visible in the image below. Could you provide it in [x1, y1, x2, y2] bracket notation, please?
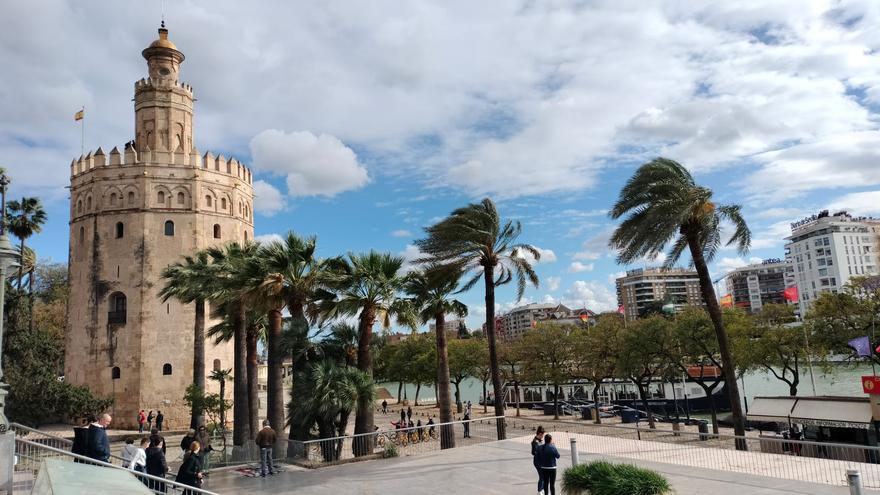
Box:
[382, 442, 399, 458]
[183, 384, 228, 429]
[562, 461, 671, 495]
[806, 276, 880, 363]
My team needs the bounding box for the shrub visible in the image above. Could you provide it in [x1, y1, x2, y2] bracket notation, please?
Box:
[561, 461, 670, 495]
[383, 443, 399, 458]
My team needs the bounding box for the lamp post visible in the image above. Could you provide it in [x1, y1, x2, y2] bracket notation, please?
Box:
[0, 171, 18, 494]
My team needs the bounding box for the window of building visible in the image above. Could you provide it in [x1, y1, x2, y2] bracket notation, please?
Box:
[112, 367, 120, 380]
[77, 200, 83, 213]
[820, 278, 830, 287]
[128, 191, 135, 205]
[238, 202, 242, 214]
[830, 277, 837, 286]
[824, 238, 830, 246]
[244, 231, 249, 241]
[79, 226, 84, 243]
[827, 258, 833, 266]
[108, 292, 126, 324]
[163, 363, 173, 375]
[817, 258, 826, 266]
[164, 220, 174, 236]
[221, 198, 227, 210]
[86, 196, 92, 210]
[213, 224, 221, 239]
[115, 222, 124, 239]
[109, 193, 117, 206]
[177, 192, 185, 205]
[818, 268, 828, 276]
[205, 195, 212, 207]
[213, 359, 221, 371]
[157, 191, 165, 204]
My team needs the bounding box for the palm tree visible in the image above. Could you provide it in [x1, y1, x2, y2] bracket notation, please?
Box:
[160, 251, 212, 428]
[321, 251, 412, 456]
[609, 157, 751, 443]
[321, 323, 359, 367]
[209, 367, 232, 433]
[416, 198, 539, 440]
[403, 264, 467, 449]
[7, 197, 47, 332]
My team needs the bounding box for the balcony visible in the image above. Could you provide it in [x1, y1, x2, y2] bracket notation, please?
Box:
[108, 310, 126, 325]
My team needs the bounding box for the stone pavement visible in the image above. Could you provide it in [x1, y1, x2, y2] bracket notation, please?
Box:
[202, 435, 856, 494]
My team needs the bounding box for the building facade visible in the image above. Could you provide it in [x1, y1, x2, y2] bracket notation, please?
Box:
[428, 318, 466, 336]
[615, 268, 703, 321]
[785, 211, 879, 316]
[65, 25, 254, 429]
[493, 303, 594, 340]
[722, 259, 789, 313]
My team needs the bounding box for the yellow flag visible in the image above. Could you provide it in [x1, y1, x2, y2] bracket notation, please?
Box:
[74, 109, 84, 121]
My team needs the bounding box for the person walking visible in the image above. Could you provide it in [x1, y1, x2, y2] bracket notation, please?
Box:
[176, 441, 205, 493]
[145, 438, 168, 493]
[466, 400, 472, 416]
[196, 425, 213, 470]
[86, 413, 112, 463]
[462, 410, 471, 438]
[146, 410, 155, 430]
[180, 429, 197, 452]
[255, 420, 277, 477]
[121, 437, 138, 468]
[406, 406, 412, 422]
[381, 400, 388, 414]
[155, 411, 164, 431]
[137, 410, 147, 434]
[531, 426, 546, 494]
[150, 428, 167, 455]
[400, 409, 406, 424]
[536, 434, 560, 495]
[129, 437, 149, 475]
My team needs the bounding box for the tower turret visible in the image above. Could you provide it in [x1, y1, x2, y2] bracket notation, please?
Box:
[135, 23, 194, 153]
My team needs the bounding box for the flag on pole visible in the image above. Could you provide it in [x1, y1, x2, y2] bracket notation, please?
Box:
[848, 336, 872, 357]
[783, 286, 799, 302]
[74, 109, 84, 121]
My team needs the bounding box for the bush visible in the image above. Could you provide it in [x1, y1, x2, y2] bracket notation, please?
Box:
[561, 461, 670, 495]
[383, 443, 399, 458]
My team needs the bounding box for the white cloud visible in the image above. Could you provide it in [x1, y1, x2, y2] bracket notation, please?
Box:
[750, 220, 795, 250]
[573, 250, 601, 261]
[252, 180, 285, 216]
[254, 233, 283, 245]
[398, 244, 426, 273]
[827, 191, 880, 217]
[545, 276, 561, 292]
[391, 229, 413, 238]
[562, 280, 617, 312]
[607, 271, 627, 285]
[250, 129, 369, 197]
[516, 246, 557, 265]
[568, 261, 594, 273]
[751, 207, 803, 220]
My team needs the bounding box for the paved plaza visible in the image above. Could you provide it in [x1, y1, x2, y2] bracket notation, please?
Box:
[203, 434, 857, 494]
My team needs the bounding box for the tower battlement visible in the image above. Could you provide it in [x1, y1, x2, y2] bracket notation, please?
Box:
[134, 77, 194, 95]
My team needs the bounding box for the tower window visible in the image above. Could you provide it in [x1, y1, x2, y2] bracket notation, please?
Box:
[221, 198, 227, 210]
[205, 195, 212, 207]
[108, 292, 127, 324]
[177, 192, 185, 205]
[86, 196, 92, 210]
[157, 191, 165, 204]
[164, 220, 174, 236]
[112, 367, 121, 380]
[79, 226, 84, 243]
[109, 193, 117, 206]
[239, 202, 242, 214]
[213, 359, 221, 371]
[115, 222, 124, 238]
[77, 200, 83, 213]
[163, 363, 173, 376]
[128, 191, 135, 205]
[244, 231, 249, 241]
[213, 224, 221, 239]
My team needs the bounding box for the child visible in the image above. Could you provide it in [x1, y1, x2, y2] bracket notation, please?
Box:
[129, 437, 149, 473]
[121, 437, 138, 469]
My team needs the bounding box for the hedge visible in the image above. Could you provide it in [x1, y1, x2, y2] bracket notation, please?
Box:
[562, 461, 671, 495]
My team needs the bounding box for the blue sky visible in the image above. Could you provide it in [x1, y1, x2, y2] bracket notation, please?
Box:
[5, 1, 880, 330]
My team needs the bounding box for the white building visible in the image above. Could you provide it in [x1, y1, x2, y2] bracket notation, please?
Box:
[721, 259, 791, 313]
[785, 211, 880, 316]
[499, 303, 593, 340]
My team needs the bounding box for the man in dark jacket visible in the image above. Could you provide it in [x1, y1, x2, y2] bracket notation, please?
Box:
[180, 429, 197, 452]
[536, 434, 560, 495]
[155, 411, 164, 431]
[531, 426, 546, 494]
[145, 438, 168, 492]
[86, 413, 112, 463]
[254, 420, 277, 477]
[150, 427, 166, 454]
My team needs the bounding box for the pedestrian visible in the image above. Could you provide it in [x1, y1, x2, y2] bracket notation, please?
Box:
[130, 437, 149, 475]
[255, 419, 277, 477]
[407, 406, 412, 422]
[466, 400, 472, 416]
[176, 441, 205, 493]
[137, 410, 147, 434]
[462, 410, 471, 438]
[180, 429, 197, 452]
[196, 425, 213, 470]
[416, 419, 423, 439]
[427, 416, 435, 437]
[146, 410, 155, 430]
[145, 438, 168, 492]
[150, 428, 167, 455]
[121, 437, 138, 468]
[400, 409, 406, 424]
[531, 426, 546, 494]
[382, 400, 388, 414]
[86, 413, 112, 463]
[536, 434, 560, 495]
[155, 410, 164, 431]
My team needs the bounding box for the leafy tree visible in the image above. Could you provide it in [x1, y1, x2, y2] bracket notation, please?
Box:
[617, 316, 670, 429]
[572, 313, 623, 423]
[518, 323, 577, 420]
[497, 340, 524, 417]
[403, 264, 468, 448]
[417, 198, 540, 440]
[209, 368, 233, 435]
[447, 339, 482, 413]
[610, 157, 751, 442]
[807, 276, 880, 363]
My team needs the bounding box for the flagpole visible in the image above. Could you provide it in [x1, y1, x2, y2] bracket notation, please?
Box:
[81, 106, 85, 157]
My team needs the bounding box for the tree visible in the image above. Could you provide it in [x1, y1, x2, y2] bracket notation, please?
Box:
[497, 340, 524, 417]
[807, 276, 880, 362]
[610, 157, 751, 443]
[321, 251, 412, 456]
[616, 316, 670, 429]
[160, 251, 212, 428]
[209, 368, 233, 434]
[417, 198, 540, 440]
[321, 323, 359, 367]
[7, 197, 47, 332]
[447, 339, 482, 413]
[403, 264, 468, 449]
[573, 313, 623, 424]
[518, 323, 577, 420]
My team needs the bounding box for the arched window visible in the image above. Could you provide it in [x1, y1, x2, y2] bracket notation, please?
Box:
[112, 367, 121, 380]
[108, 292, 126, 324]
[77, 200, 82, 213]
[128, 191, 135, 205]
[213, 224, 221, 239]
[86, 196, 92, 210]
[115, 222, 124, 239]
[177, 192, 185, 205]
[213, 359, 221, 371]
[109, 193, 117, 206]
[245, 205, 249, 219]
[205, 195, 212, 207]
[164, 220, 174, 236]
[244, 231, 249, 241]
[157, 191, 165, 204]
[163, 363, 173, 375]
[238, 201, 242, 214]
[79, 226, 84, 243]
[221, 198, 227, 210]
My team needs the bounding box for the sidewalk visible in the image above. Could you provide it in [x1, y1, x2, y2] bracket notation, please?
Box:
[202, 435, 855, 494]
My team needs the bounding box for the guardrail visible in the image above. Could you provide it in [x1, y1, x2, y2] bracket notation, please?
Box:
[11, 422, 129, 466]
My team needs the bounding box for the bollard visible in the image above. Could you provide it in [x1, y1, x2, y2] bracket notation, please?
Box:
[570, 437, 579, 466]
[848, 470, 863, 495]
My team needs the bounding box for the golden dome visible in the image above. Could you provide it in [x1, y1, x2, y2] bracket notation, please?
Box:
[149, 27, 177, 50]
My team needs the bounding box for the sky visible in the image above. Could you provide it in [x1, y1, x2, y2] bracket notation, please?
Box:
[4, 0, 880, 331]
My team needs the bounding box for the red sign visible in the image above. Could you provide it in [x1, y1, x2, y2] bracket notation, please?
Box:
[862, 376, 880, 394]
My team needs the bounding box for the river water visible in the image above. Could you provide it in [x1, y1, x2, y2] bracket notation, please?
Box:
[379, 362, 878, 408]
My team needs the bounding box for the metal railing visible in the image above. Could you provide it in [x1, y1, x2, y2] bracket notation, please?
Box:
[505, 417, 880, 489]
[10, 422, 130, 465]
[12, 437, 218, 495]
[291, 416, 504, 467]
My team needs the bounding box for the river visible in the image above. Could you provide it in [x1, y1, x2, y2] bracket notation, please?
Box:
[379, 362, 878, 408]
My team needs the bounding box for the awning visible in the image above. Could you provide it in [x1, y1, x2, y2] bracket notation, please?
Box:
[790, 398, 872, 428]
[747, 396, 796, 423]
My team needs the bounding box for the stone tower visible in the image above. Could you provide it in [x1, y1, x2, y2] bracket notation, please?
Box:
[65, 24, 255, 429]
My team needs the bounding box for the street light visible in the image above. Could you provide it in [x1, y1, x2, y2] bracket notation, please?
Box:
[0, 171, 20, 433]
